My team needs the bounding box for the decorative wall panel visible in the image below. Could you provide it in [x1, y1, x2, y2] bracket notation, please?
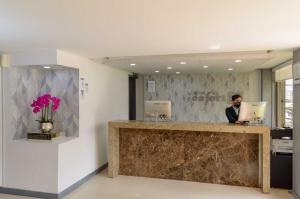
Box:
[3, 66, 79, 139]
[144, 73, 252, 122]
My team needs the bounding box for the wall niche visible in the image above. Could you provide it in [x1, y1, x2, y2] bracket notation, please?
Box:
[2, 65, 79, 139]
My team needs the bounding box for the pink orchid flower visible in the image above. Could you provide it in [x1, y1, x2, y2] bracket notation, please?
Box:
[31, 94, 61, 116]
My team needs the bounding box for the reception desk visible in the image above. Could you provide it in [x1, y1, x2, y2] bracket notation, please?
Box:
[108, 120, 270, 193]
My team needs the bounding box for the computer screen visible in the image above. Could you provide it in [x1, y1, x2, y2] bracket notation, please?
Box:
[238, 101, 267, 122]
[144, 101, 171, 121]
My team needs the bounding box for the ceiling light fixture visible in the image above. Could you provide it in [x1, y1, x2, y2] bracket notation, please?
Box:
[130, 63, 136, 66]
[228, 68, 233, 71]
[43, 66, 51, 69]
[180, 61, 186, 65]
[167, 67, 173, 70]
[155, 70, 160, 73]
[210, 45, 221, 50]
[235, 59, 242, 63]
[176, 72, 181, 74]
[203, 65, 209, 69]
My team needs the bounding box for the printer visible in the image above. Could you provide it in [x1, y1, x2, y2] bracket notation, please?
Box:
[272, 138, 293, 154]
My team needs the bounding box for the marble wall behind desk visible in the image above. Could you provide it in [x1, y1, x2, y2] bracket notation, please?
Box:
[144, 73, 258, 122]
[2, 66, 79, 139]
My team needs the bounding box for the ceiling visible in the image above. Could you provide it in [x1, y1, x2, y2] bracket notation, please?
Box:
[102, 50, 292, 74]
[0, 0, 300, 60]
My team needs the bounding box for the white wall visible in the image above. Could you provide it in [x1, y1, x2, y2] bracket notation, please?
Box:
[1, 50, 61, 192]
[1, 50, 129, 193]
[8, 49, 58, 66]
[57, 53, 129, 192]
[2, 140, 58, 193]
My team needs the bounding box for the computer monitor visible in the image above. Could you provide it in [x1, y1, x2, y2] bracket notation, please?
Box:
[144, 100, 171, 121]
[238, 101, 267, 122]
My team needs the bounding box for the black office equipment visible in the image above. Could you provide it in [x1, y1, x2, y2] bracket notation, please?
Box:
[270, 128, 293, 189]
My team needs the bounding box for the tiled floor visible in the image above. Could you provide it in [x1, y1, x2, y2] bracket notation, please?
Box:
[0, 170, 294, 199]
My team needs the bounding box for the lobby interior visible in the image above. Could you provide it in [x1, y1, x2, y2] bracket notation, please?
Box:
[0, 1, 300, 199]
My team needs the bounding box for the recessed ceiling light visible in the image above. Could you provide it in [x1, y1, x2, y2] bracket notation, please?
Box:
[235, 59, 242, 63]
[167, 67, 173, 70]
[210, 45, 221, 50]
[43, 66, 51, 69]
[180, 61, 186, 65]
[155, 70, 160, 73]
[176, 72, 181, 74]
[228, 68, 233, 71]
[203, 65, 209, 69]
[130, 63, 136, 66]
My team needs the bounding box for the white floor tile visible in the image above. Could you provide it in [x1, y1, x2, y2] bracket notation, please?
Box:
[64, 170, 293, 199]
[0, 169, 292, 199]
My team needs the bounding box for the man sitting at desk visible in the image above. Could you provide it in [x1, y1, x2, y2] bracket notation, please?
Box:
[226, 94, 242, 123]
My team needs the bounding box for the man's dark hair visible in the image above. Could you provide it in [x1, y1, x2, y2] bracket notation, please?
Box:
[232, 94, 242, 101]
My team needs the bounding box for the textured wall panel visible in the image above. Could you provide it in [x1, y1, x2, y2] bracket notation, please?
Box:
[144, 73, 251, 122]
[3, 66, 79, 139]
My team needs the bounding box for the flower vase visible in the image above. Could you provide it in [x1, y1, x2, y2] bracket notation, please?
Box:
[40, 122, 53, 133]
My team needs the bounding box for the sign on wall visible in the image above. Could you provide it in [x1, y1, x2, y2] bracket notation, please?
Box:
[187, 91, 243, 105]
[148, 80, 156, 92]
